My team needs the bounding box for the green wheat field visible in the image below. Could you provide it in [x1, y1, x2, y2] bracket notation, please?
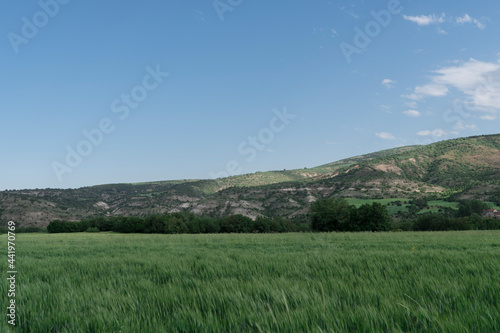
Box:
[1, 231, 500, 332]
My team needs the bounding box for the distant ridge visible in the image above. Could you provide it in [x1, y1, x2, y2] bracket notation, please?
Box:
[2, 134, 499, 227]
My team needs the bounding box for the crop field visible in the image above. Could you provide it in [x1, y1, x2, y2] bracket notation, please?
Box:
[345, 198, 472, 216]
[1, 231, 500, 332]
[485, 202, 500, 210]
[345, 198, 410, 207]
[426, 200, 460, 209]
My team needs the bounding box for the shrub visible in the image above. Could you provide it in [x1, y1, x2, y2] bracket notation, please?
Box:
[164, 216, 188, 234]
[202, 217, 220, 234]
[112, 216, 145, 233]
[47, 220, 64, 233]
[112, 217, 129, 233]
[355, 203, 393, 232]
[144, 215, 165, 234]
[16, 227, 46, 233]
[310, 198, 354, 232]
[458, 200, 490, 217]
[220, 215, 254, 233]
[185, 216, 205, 234]
[253, 217, 272, 233]
[95, 217, 114, 231]
[310, 199, 392, 232]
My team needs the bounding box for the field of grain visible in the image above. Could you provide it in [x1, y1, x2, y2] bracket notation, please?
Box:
[1, 231, 500, 332]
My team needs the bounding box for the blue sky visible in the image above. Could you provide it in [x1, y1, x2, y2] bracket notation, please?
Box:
[1, 0, 499, 190]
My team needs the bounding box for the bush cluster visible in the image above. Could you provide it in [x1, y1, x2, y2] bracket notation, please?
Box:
[47, 212, 309, 234]
[0, 226, 46, 234]
[43, 199, 500, 234]
[411, 213, 500, 231]
[310, 198, 392, 232]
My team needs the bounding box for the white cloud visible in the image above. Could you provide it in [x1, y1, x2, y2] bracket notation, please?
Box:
[331, 28, 338, 37]
[416, 84, 449, 97]
[454, 121, 477, 131]
[403, 110, 421, 117]
[456, 14, 472, 24]
[433, 59, 500, 91]
[405, 101, 418, 108]
[480, 115, 496, 120]
[375, 132, 396, 140]
[195, 9, 205, 22]
[417, 129, 447, 137]
[347, 11, 359, 19]
[437, 27, 448, 35]
[405, 84, 449, 100]
[471, 83, 500, 110]
[405, 58, 500, 116]
[456, 14, 485, 29]
[404, 13, 486, 31]
[380, 105, 392, 113]
[434, 129, 447, 137]
[433, 59, 500, 110]
[382, 79, 395, 88]
[403, 14, 445, 26]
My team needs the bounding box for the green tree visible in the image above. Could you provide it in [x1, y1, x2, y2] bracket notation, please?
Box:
[220, 215, 253, 233]
[201, 217, 220, 234]
[414, 214, 448, 231]
[254, 216, 272, 233]
[185, 216, 205, 234]
[112, 216, 144, 233]
[355, 203, 392, 231]
[164, 216, 188, 234]
[310, 198, 353, 232]
[144, 215, 165, 233]
[95, 217, 113, 231]
[47, 220, 64, 233]
[458, 200, 490, 217]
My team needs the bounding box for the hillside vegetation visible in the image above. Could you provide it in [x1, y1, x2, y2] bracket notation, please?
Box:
[2, 134, 499, 227]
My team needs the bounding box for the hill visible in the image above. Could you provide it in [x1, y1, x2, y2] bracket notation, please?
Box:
[2, 134, 499, 227]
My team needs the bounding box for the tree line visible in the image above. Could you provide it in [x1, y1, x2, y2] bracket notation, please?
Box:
[47, 212, 309, 234]
[310, 198, 500, 232]
[42, 198, 500, 234]
[309, 199, 392, 232]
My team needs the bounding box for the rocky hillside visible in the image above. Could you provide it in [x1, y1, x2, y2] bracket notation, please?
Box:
[2, 134, 499, 227]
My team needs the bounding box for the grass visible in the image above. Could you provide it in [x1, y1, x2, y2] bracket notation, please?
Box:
[427, 200, 460, 209]
[417, 201, 460, 215]
[346, 198, 411, 215]
[485, 202, 500, 210]
[418, 208, 442, 214]
[345, 198, 410, 207]
[346, 199, 466, 216]
[386, 205, 410, 215]
[1, 231, 500, 332]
